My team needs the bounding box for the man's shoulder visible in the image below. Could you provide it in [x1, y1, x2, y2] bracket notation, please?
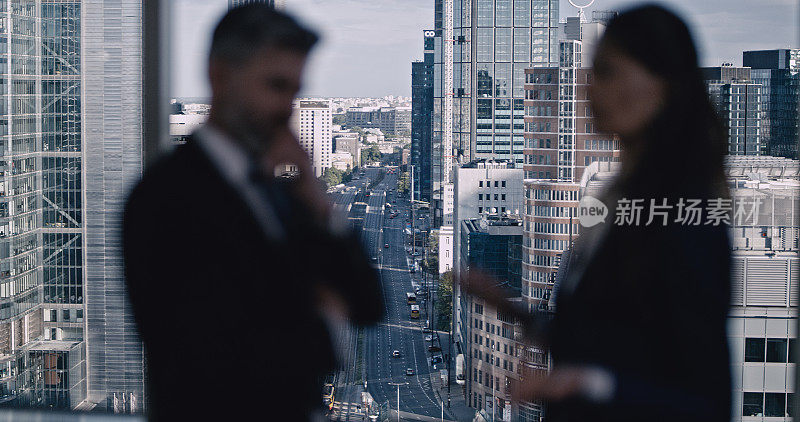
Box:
[126, 141, 210, 210]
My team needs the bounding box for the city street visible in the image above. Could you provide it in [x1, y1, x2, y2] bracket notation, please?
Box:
[326, 167, 450, 421]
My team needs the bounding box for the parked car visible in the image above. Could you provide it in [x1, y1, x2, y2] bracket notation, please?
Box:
[428, 345, 442, 353]
[431, 355, 443, 364]
[425, 335, 433, 342]
[406, 368, 415, 376]
[392, 350, 402, 358]
[384, 243, 390, 248]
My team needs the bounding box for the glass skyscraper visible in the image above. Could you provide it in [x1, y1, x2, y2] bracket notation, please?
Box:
[0, 0, 144, 412]
[411, 31, 435, 204]
[432, 0, 559, 227]
[703, 66, 764, 156]
[743, 49, 800, 159]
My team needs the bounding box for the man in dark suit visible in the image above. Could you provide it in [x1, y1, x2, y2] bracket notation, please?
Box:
[123, 5, 383, 421]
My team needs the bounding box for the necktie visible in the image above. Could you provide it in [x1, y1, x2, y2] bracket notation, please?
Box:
[248, 166, 294, 232]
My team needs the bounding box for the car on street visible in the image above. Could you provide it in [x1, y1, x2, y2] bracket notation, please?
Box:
[406, 368, 415, 376]
[392, 350, 402, 358]
[371, 256, 378, 262]
[425, 335, 433, 342]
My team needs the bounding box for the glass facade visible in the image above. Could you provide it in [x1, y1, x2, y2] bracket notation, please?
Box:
[411, 31, 435, 203]
[432, 0, 558, 225]
[744, 49, 800, 159]
[0, 0, 145, 412]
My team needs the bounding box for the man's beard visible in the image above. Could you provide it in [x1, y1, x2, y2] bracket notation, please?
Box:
[220, 109, 288, 158]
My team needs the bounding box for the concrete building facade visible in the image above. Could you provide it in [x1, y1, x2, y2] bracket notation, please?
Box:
[292, 99, 333, 178]
[521, 33, 620, 310]
[459, 217, 524, 420]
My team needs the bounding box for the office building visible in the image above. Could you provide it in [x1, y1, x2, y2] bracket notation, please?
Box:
[291, 100, 333, 178]
[743, 49, 800, 159]
[169, 114, 207, 145]
[725, 156, 800, 421]
[459, 217, 524, 420]
[412, 31, 435, 203]
[451, 160, 523, 419]
[411, 57, 434, 202]
[0, 0, 147, 412]
[703, 65, 764, 156]
[344, 107, 411, 137]
[521, 15, 620, 309]
[430, 0, 560, 228]
[333, 130, 361, 168]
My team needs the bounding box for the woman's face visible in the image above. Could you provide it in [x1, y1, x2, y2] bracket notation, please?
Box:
[589, 41, 667, 139]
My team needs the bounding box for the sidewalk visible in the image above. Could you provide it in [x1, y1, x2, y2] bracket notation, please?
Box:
[425, 331, 474, 422]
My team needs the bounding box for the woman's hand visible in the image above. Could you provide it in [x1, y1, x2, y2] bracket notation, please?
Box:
[513, 366, 615, 403]
[512, 367, 586, 402]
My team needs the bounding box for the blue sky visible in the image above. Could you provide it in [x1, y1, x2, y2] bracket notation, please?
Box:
[171, 0, 798, 98]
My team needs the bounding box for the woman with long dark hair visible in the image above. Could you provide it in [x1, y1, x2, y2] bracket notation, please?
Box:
[463, 5, 732, 421]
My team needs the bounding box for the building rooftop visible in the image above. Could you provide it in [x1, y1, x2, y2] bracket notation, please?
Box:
[461, 159, 516, 169]
[725, 155, 800, 179]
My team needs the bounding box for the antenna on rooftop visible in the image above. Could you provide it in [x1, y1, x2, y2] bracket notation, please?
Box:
[568, 0, 595, 22]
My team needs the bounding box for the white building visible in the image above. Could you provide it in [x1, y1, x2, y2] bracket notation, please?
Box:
[451, 160, 524, 357]
[331, 152, 353, 171]
[291, 99, 333, 177]
[169, 113, 207, 144]
[726, 156, 800, 421]
[333, 131, 361, 168]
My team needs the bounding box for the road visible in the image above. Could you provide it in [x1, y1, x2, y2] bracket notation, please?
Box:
[328, 167, 455, 421]
[362, 173, 453, 421]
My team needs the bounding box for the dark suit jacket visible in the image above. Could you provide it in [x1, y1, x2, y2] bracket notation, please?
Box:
[545, 200, 732, 422]
[122, 136, 384, 421]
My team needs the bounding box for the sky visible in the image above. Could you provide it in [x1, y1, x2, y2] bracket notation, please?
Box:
[171, 0, 799, 99]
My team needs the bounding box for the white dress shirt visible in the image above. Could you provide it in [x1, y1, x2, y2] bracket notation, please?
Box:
[193, 124, 287, 241]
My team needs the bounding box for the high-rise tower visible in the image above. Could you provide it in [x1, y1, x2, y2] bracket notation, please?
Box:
[432, 0, 560, 228]
[0, 0, 146, 412]
[411, 31, 435, 203]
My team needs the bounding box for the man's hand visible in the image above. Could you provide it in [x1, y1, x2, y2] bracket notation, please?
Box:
[261, 126, 333, 223]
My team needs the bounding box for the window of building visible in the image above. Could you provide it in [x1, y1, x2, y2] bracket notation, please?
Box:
[765, 393, 785, 417]
[766, 338, 788, 363]
[743, 392, 764, 417]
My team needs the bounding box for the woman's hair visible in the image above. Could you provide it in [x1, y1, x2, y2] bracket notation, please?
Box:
[601, 4, 728, 199]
